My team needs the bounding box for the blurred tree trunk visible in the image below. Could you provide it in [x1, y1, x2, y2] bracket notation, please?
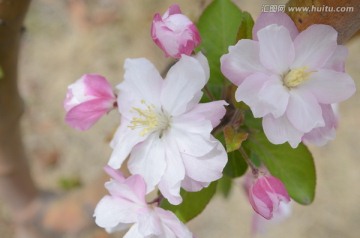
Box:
[0, 0, 38, 214]
[286, 0, 360, 44]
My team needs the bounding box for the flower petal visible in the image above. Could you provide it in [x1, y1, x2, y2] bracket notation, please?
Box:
[181, 175, 210, 192]
[108, 120, 148, 169]
[118, 58, 163, 108]
[286, 89, 325, 133]
[292, 25, 337, 69]
[65, 98, 112, 131]
[124, 224, 143, 238]
[161, 54, 207, 116]
[94, 196, 140, 230]
[221, 39, 266, 85]
[235, 73, 279, 118]
[252, 12, 299, 41]
[182, 139, 227, 183]
[301, 69, 356, 104]
[324, 45, 348, 72]
[263, 114, 303, 148]
[155, 207, 193, 238]
[128, 133, 167, 193]
[83, 74, 115, 99]
[258, 24, 295, 74]
[158, 137, 185, 205]
[184, 100, 227, 128]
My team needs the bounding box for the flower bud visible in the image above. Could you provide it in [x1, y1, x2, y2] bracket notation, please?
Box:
[64, 74, 116, 131]
[151, 4, 201, 59]
[248, 175, 290, 220]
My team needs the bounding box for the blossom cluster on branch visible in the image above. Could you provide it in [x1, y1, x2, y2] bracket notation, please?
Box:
[64, 1, 355, 237]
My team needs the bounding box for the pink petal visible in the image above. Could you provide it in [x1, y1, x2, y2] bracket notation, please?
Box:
[263, 176, 290, 203]
[164, 4, 182, 17]
[221, 39, 266, 85]
[155, 207, 193, 238]
[161, 54, 207, 116]
[103, 165, 125, 183]
[83, 74, 115, 99]
[258, 25, 295, 74]
[128, 133, 167, 193]
[252, 12, 299, 41]
[302, 104, 337, 146]
[249, 185, 273, 219]
[65, 98, 111, 131]
[324, 45, 348, 72]
[301, 69, 355, 104]
[263, 114, 303, 148]
[181, 175, 210, 192]
[292, 25, 337, 69]
[235, 73, 278, 118]
[286, 89, 324, 133]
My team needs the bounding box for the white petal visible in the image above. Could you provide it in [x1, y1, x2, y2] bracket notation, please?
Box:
[118, 58, 163, 107]
[94, 196, 139, 230]
[184, 100, 228, 128]
[137, 209, 162, 236]
[286, 89, 325, 133]
[301, 69, 355, 104]
[182, 140, 227, 183]
[161, 54, 207, 116]
[263, 114, 303, 148]
[108, 120, 148, 169]
[124, 224, 144, 238]
[158, 137, 185, 205]
[258, 25, 295, 75]
[155, 207, 193, 238]
[193, 52, 210, 82]
[221, 39, 266, 85]
[128, 133, 167, 193]
[292, 25, 337, 69]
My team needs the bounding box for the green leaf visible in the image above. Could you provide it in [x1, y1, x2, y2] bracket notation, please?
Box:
[244, 131, 316, 205]
[224, 125, 248, 153]
[224, 150, 248, 178]
[197, 0, 247, 98]
[160, 182, 217, 222]
[217, 175, 233, 198]
[236, 11, 254, 40]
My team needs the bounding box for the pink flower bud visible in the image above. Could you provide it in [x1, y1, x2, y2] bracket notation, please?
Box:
[64, 74, 116, 131]
[151, 4, 201, 59]
[248, 175, 290, 220]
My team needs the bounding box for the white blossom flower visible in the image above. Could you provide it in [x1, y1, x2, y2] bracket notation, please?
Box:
[109, 53, 227, 205]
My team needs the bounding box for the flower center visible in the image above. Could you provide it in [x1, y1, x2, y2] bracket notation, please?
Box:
[129, 100, 171, 137]
[283, 67, 313, 88]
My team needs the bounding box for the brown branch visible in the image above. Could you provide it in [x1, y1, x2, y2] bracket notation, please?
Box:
[286, 0, 360, 44]
[0, 0, 38, 214]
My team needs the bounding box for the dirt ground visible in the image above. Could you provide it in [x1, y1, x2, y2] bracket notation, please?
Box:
[0, 0, 359, 237]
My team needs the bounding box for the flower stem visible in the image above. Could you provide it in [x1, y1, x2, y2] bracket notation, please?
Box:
[203, 85, 215, 101]
[239, 147, 259, 177]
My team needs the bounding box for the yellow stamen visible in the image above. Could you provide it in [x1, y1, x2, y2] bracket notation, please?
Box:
[283, 67, 313, 88]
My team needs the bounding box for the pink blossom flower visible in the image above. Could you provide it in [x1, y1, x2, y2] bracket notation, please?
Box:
[151, 4, 201, 58]
[64, 74, 116, 131]
[94, 166, 193, 237]
[248, 174, 290, 220]
[108, 53, 227, 205]
[221, 12, 356, 148]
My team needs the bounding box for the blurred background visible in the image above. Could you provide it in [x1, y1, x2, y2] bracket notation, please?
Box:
[0, 0, 359, 237]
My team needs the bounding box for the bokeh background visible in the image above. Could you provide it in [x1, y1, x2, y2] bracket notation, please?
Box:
[0, 0, 359, 237]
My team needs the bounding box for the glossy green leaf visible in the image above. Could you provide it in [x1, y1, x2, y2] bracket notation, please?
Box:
[197, 0, 249, 99]
[244, 131, 316, 205]
[160, 182, 217, 222]
[224, 150, 248, 178]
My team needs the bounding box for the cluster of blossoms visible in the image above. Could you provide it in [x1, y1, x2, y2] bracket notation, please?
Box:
[221, 12, 355, 148]
[63, 4, 355, 238]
